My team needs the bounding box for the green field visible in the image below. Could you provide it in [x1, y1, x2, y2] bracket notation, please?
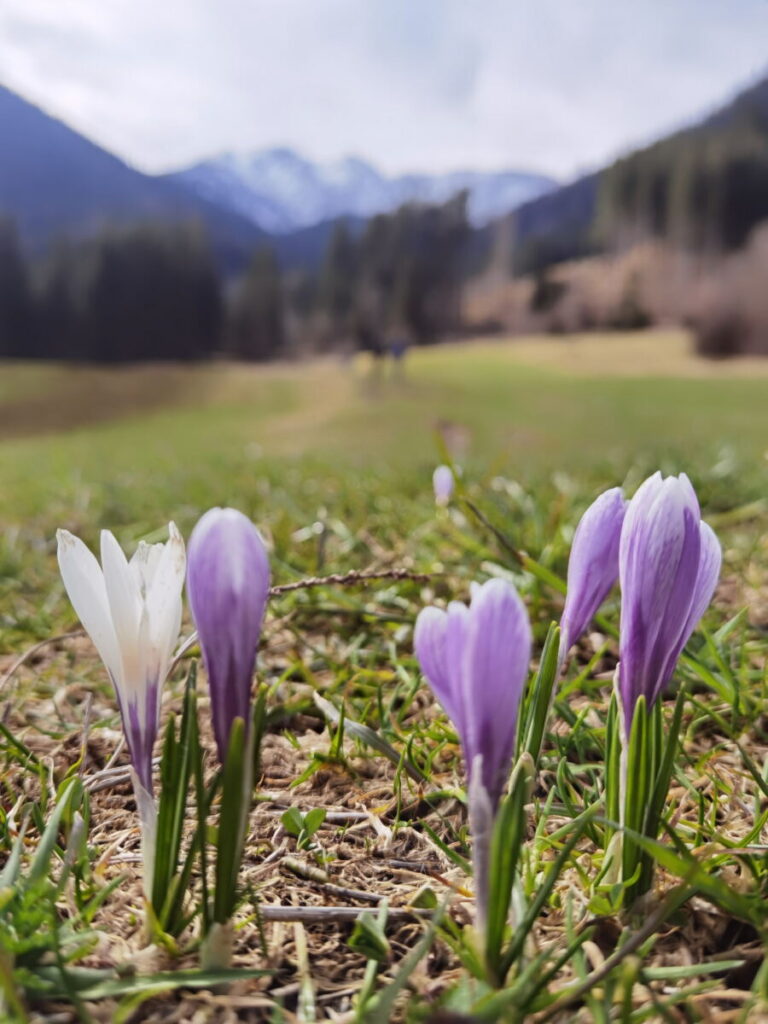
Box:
[2, 331, 768, 1021]
[2, 329, 768, 526]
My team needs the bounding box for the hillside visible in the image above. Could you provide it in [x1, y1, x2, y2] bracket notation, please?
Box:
[503, 70, 768, 274]
[0, 86, 268, 273]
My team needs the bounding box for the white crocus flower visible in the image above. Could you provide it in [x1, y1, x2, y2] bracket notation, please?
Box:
[56, 523, 186, 895]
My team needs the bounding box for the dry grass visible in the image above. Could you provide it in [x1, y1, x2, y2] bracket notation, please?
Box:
[472, 329, 768, 379]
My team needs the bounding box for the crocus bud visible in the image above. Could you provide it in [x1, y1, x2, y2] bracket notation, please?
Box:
[619, 472, 721, 728]
[187, 508, 270, 763]
[414, 578, 532, 809]
[560, 487, 627, 653]
[433, 465, 454, 507]
[415, 579, 532, 931]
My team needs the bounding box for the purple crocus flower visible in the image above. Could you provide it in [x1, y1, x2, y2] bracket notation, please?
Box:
[187, 508, 270, 763]
[415, 578, 532, 930]
[618, 472, 721, 729]
[433, 465, 455, 507]
[560, 487, 627, 654]
[414, 578, 532, 810]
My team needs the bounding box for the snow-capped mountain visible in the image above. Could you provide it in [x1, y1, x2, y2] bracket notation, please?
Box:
[164, 149, 557, 234]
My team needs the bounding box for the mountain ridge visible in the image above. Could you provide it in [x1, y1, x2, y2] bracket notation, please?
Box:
[164, 149, 557, 233]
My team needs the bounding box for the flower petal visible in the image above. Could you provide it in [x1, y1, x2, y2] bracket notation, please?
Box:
[145, 522, 186, 685]
[129, 540, 164, 597]
[686, 521, 722, 636]
[100, 530, 143, 698]
[414, 606, 455, 719]
[187, 508, 270, 762]
[444, 600, 471, 739]
[619, 473, 708, 725]
[56, 529, 121, 687]
[433, 465, 454, 506]
[561, 486, 626, 651]
[462, 579, 532, 804]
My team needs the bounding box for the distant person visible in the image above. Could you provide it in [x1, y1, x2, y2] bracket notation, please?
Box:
[355, 319, 385, 390]
[388, 329, 410, 380]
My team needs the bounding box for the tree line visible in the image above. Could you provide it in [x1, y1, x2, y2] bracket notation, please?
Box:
[503, 78, 768, 278]
[0, 192, 470, 363]
[595, 123, 768, 255]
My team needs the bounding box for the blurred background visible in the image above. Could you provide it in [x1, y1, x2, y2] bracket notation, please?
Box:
[2, 0, 768, 366]
[2, 0, 768, 522]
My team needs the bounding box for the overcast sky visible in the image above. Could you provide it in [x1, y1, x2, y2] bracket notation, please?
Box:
[2, 0, 768, 180]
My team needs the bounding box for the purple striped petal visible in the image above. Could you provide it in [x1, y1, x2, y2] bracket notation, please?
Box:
[444, 600, 471, 727]
[560, 487, 626, 651]
[619, 473, 718, 728]
[654, 520, 722, 691]
[126, 680, 161, 793]
[685, 522, 722, 638]
[462, 579, 532, 805]
[414, 579, 531, 811]
[413, 607, 455, 721]
[187, 508, 270, 763]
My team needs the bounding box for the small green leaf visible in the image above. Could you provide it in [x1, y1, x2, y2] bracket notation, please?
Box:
[303, 807, 326, 838]
[411, 886, 438, 910]
[349, 909, 390, 963]
[281, 807, 305, 837]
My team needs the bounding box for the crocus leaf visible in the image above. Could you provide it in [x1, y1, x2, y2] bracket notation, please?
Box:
[29, 779, 82, 884]
[484, 753, 534, 986]
[213, 716, 248, 924]
[614, 825, 765, 928]
[0, 817, 29, 889]
[152, 664, 199, 931]
[500, 808, 594, 978]
[520, 622, 561, 769]
[361, 898, 449, 1024]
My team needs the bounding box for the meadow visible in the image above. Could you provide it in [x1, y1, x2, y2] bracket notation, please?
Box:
[2, 328, 768, 1022]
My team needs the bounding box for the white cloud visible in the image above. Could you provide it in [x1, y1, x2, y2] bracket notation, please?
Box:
[1, 0, 767, 178]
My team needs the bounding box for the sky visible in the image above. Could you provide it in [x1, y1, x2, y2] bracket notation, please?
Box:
[2, 0, 768, 181]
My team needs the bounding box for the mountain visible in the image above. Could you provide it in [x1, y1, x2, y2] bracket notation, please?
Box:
[504, 70, 768, 274]
[0, 85, 269, 273]
[164, 148, 557, 233]
[700, 72, 768, 134]
[0, 84, 555, 273]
